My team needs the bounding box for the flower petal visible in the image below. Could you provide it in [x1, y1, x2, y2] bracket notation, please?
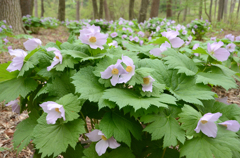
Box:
[46, 111, 62, 124]
[213, 48, 230, 61]
[150, 48, 162, 56]
[85, 130, 102, 142]
[170, 37, 184, 48]
[107, 137, 121, 149]
[200, 121, 218, 138]
[219, 120, 240, 132]
[95, 139, 109, 156]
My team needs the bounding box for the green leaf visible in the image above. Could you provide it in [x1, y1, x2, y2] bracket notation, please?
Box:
[162, 48, 198, 76]
[196, 72, 237, 90]
[149, 37, 169, 45]
[106, 147, 135, 158]
[0, 62, 18, 82]
[102, 88, 176, 110]
[141, 107, 185, 148]
[67, 32, 76, 44]
[72, 66, 105, 102]
[56, 93, 83, 123]
[0, 77, 38, 102]
[128, 67, 155, 86]
[55, 54, 78, 71]
[178, 105, 202, 136]
[180, 127, 240, 158]
[61, 143, 84, 158]
[33, 115, 85, 158]
[192, 47, 209, 55]
[99, 111, 142, 146]
[82, 143, 107, 158]
[13, 110, 39, 152]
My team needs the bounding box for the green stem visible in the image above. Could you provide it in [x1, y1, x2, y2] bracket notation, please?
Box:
[90, 118, 94, 130]
[80, 111, 89, 133]
[161, 148, 166, 158]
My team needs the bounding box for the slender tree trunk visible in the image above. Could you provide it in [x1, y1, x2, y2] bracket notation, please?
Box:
[177, 0, 182, 23]
[58, 0, 65, 21]
[20, 0, 33, 16]
[183, 0, 188, 21]
[223, 0, 228, 21]
[103, 0, 110, 20]
[150, 0, 160, 18]
[34, 0, 38, 17]
[0, 0, 25, 34]
[92, 0, 99, 19]
[209, 0, 213, 22]
[166, 0, 172, 18]
[199, 0, 203, 19]
[99, 0, 104, 19]
[138, 0, 149, 23]
[217, 0, 224, 21]
[214, 0, 218, 20]
[230, 0, 236, 14]
[41, 0, 44, 17]
[129, 0, 135, 20]
[76, 0, 80, 20]
[109, 0, 115, 20]
[237, 0, 240, 18]
[204, 0, 211, 22]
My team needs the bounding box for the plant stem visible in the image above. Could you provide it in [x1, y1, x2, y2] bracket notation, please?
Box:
[80, 111, 89, 133]
[161, 148, 166, 158]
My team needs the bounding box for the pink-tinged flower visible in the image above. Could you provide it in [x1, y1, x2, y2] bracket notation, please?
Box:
[226, 43, 236, 52]
[156, 26, 160, 32]
[182, 30, 187, 35]
[139, 40, 143, 46]
[187, 24, 190, 28]
[47, 47, 62, 71]
[210, 37, 216, 41]
[23, 38, 42, 51]
[192, 29, 195, 34]
[218, 120, 240, 132]
[3, 38, 8, 45]
[150, 41, 171, 57]
[40, 101, 65, 124]
[101, 59, 126, 86]
[7, 49, 27, 72]
[134, 36, 139, 42]
[235, 36, 240, 41]
[122, 27, 126, 31]
[195, 112, 222, 138]
[185, 41, 190, 46]
[188, 35, 193, 41]
[119, 55, 135, 83]
[161, 30, 184, 48]
[225, 34, 234, 41]
[110, 32, 118, 38]
[86, 130, 120, 156]
[129, 36, 134, 41]
[129, 21, 134, 26]
[194, 25, 198, 29]
[193, 43, 200, 56]
[142, 76, 155, 92]
[108, 40, 118, 47]
[127, 28, 133, 33]
[148, 37, 152, 41]
[138, 31, 145, 37]
[3, 20, 6, 23]
[122, 35, 127, 39]
[79, 25, 108, 50]
[207, 41, 230, 61]
[5, 99, 20, 114]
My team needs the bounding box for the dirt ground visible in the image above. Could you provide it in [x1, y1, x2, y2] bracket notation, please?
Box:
[0, 27, 240, 158]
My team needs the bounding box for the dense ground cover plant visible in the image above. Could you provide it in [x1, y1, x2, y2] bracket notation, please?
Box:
[0, 20, 13, 53]
[1, 18, 240, 158]
[187, 19, 211, 40]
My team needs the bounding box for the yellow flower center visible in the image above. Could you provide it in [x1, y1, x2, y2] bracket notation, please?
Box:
[55, 108, 60, 113]
[89, 36, 97, 43]
[143, 77, 150, 84]
[222, 124, 228, 127]
[101, 135, 107, 141]
[111, 68, 119, 75]
[56, 56, 59, 59]
[126, 66, 133, 72]
[201, 120, 208, 124]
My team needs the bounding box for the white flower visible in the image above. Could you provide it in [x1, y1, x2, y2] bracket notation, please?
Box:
[23, 38, 42, 51]
[47, 47, 62, 71]
[86, 130, 120, 156]
[5, 99, 20, 113]
[7, 49, 27, 72]
[142, 76, 155, 92]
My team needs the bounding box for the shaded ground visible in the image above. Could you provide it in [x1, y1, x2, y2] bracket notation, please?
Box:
[0, 27, 240, 158]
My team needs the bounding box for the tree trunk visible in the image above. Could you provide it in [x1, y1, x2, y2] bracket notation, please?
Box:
[0, 0, 25, 34]
[209, 0, 213, 22]
[76, 0, 80, 20]
[199, 0, 203, 19]
[183, 0, 188, 21]
[138, 0, 149, 23]
[92, 0, 98, 19]
[99, 0, 104, 19]
[104, 0, 110, 20]
[204, 0, 211, 22]
[129, 0, 135, 20]
[166, 0, 172, 18]
[217, 0, 224, 21]
[41, 0, 44, 17]
[223, 0, 228, 21]
[237, 0, 240, 18]
[214, 0, 218, 20]
[58, 0, 65, 21]
[109, 0, 115, 20]
[34, 0, 38, 17]
[150, 0, 160, 18]
[230, 0, 236, 14]
[20, 0, 33, 16]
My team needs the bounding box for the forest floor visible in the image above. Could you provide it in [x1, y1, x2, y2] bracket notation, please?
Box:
[0, 26, 240, 158]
